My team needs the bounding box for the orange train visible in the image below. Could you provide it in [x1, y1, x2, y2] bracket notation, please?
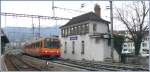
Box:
[23, 37, 61, 59]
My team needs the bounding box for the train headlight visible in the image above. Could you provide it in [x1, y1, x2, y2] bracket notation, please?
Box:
[56, 51, 59, 53]
[45, 51, 48, 53]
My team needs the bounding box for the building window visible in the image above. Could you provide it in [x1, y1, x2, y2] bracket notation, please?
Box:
[130, 43, 132, 47]
[61, 29, 64, 37]
[128, 43, 130, 47]
[66, 29, 68, 36]
[132, 43, 134, 47]
[65, 28, 68, 36]
[78, 25, 81, 34]
[142, 43, 147, 47]
[144, 38, 148, 41]
[64, 29, 66, 37]
[144, 38, 146, 41]
[72, 41, 75, 54]
[85, 24, 89, 33]
[81, 24, 86, 34]
[82, 25, 85, 34]
[77, 26, 79, 34]
[124, 44, 127, 47]
[64, 42, 67, 54]
[72, 27, 75, 35]
[70, 27, 72, 35]
[81, 41, 85, 54]
[63, 29, 65, 37]
[61, 29, 63, 37]
[68, 28, 70, 36]
[142, 49, 149, 54]
[74, 26, 77, 35]
[71, 27, 74, 35]
[80, 25, 83, 34]
[65, 28, 67, 36]
[93, 24, 97, 33]
[84, 24, 86, 34]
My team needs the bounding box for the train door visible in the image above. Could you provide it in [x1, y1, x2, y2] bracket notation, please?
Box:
[37, 41, 43, 56]
[39, 39, 45, 56]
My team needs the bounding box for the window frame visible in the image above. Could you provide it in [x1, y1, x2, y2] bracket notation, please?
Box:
[81, 41, 85, 54]
[72, 41, 75, 54]
[64, 42, 67, 54]
[142, 43, 147, 47]
[85, 24, 89, 33]
[93, 24, 97, 33]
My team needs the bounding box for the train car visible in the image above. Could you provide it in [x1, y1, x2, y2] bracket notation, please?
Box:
[23, 37, 61, 59]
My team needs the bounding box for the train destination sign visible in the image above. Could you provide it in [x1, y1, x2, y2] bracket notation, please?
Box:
[70, 36, 78, 40]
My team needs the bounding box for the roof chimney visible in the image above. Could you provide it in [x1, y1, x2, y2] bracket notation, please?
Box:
[94, 4, 101, 17]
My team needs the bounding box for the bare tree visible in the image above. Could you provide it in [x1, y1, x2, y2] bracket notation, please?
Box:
[115, 1, 149, 56]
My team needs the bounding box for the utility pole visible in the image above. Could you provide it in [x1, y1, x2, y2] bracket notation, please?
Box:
[52, 1, 58, 36]
[148, 1, 150, 68]
[52, 1, 55, 17]
[0, 10, 1, 71]
[38, 17, 41, 39]
[32, 18, 35, 40]
[110, 1, 114, 61]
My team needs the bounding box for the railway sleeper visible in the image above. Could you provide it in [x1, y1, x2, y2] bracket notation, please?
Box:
[12, 55, 42, 71]
[61, 59, 148, 71]
[53, 61, 99, 71]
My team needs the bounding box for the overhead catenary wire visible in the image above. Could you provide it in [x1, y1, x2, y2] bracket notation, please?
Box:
[54, 6, 86, 13]
[0, 12, 70, 40]
[0, 12, 71, 20]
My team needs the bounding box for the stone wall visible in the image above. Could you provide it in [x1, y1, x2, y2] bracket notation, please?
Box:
[126, 56, 148, 66]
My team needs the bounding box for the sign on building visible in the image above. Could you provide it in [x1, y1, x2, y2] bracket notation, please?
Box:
[70, 36, 78, 40]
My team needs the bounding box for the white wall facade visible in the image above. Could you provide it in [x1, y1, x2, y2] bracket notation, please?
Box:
[60, 21, 111, 61]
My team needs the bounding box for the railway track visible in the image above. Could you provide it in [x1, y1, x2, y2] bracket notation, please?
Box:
[20, 55, 98, 71]
[51, 60, 100, 71]
[52, 60, 122, 71]
[22, 54, 149, 71]
[6, 54, 148, 71]
[57, 59, 149, 71]
[5, 54, 42, 71]
[21, 54, 87, 71]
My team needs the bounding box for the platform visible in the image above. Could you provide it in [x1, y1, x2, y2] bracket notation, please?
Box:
[1, 55, 8, 71]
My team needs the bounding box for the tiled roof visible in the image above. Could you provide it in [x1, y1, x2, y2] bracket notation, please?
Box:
[60, 12, 110, 28]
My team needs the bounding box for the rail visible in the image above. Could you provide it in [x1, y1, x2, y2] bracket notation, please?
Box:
[5, 54, 42, 71]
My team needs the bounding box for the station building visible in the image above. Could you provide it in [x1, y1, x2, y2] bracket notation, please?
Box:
[60, 4, 112, 61]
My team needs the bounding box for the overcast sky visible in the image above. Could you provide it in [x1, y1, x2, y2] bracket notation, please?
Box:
[1, 1, 149, 30]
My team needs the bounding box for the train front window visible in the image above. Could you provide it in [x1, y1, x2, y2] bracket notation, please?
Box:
[44, 39, 60, 48]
